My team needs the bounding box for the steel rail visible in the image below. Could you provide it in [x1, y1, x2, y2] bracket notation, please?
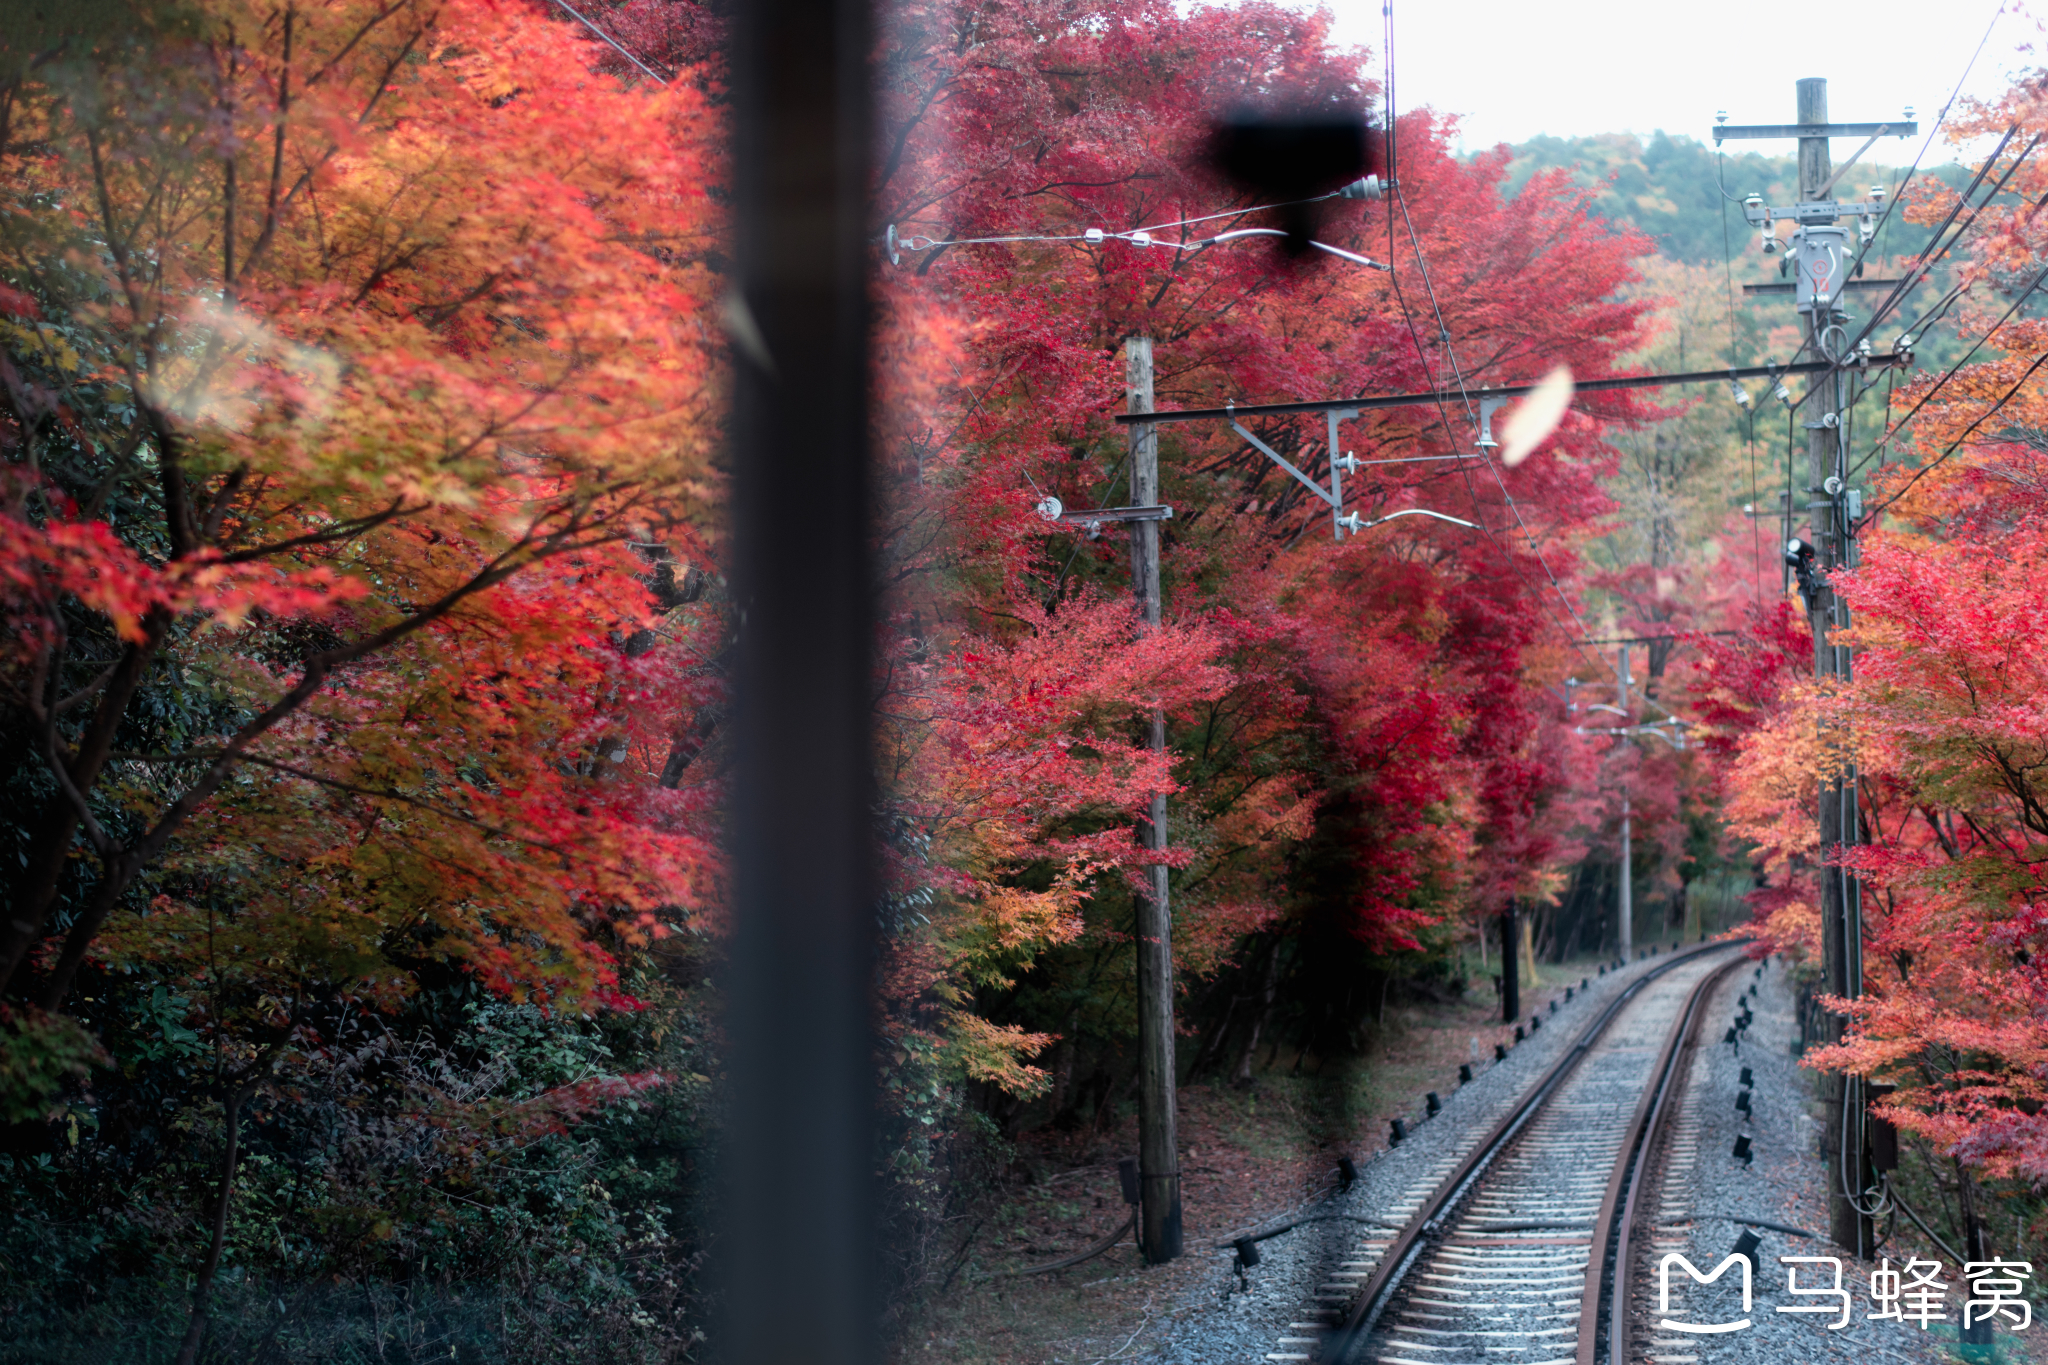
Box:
[1585, 949, 1748, 1365]
[1324, 940, 1746, 1365]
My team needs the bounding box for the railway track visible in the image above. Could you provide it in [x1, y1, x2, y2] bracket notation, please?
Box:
[1294, 942, 1747, 1365]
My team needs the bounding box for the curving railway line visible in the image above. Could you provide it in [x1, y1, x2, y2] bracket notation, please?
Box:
[1280, 942, 1748, 1365]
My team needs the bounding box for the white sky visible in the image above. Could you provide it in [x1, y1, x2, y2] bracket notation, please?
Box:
[1313, 0, 2034, 162]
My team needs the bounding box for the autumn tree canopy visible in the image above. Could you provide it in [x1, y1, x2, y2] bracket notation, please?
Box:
[0, 0, 1784, 1356]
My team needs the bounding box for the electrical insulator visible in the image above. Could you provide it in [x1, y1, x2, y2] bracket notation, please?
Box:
[1730, 381, 1752, 409]
[1869, 184, 1886, 205]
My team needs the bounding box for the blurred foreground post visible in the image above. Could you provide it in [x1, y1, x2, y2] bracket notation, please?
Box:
[726, 0, 876, 1358]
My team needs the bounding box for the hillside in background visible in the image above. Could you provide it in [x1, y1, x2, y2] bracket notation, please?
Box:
[1498, 130, 1963, 268]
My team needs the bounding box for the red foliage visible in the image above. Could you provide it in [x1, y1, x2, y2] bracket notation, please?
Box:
[863, 0, 1658, 1081]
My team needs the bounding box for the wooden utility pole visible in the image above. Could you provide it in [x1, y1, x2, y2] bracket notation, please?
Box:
[1795, 76, 1872, 1258]
[1125, 336, 1182, 1264]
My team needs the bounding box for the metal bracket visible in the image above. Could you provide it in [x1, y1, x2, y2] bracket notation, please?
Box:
[1051, 504, 1174, 537]
[1713, 121, 1916, 143]
[1231, 419, 1338, 509]
[1478, 395, 1509, 451]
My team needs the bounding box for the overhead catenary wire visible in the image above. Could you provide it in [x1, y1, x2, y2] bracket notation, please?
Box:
[543, 0, 672, 84]
[1390, 179, 1637, 693]
[1366, 5, 1625, 693]
[1358, 20, 1662, 698]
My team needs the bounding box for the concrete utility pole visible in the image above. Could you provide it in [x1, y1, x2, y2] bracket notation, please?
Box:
[1721, 75, 1917, 1258]
[1797, 77, 1871, 1260]
[1125, 336, 1182, 1264]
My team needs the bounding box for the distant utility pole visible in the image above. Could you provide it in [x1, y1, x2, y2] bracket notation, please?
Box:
[1617, 644, 1634, 962]
[1720, 75, 1918, 1259]
[1125, 336, 1182, 1265]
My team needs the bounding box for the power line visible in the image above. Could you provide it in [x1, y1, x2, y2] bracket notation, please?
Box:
[1842, 127, 2037, 367]
[1855, 260, 2048, 477]
[1865, 348, 2048, 520]
[1831, 0, 2009, 353]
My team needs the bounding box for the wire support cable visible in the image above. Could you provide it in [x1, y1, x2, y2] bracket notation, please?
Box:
[1375, 191, 1616, 690]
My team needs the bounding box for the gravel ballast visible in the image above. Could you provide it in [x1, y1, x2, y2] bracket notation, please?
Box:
[1648, 955, 1958, 1365]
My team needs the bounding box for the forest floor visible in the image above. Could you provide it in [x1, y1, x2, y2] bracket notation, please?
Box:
[902, 949, 1624, 1365]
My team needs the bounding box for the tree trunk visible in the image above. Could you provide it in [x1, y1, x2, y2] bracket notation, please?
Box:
[1048, 1009, 1079, 1119]
[1, 620, 167, 996]
[1233, 942, 1282, 1089]
[1956, 1157, 1991, 1345]
[175, 1082, 255, 1365]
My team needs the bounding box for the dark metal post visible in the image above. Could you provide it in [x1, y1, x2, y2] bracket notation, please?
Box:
[1500, 899, 1519, 1025]
[725, 0, 876, 1360]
